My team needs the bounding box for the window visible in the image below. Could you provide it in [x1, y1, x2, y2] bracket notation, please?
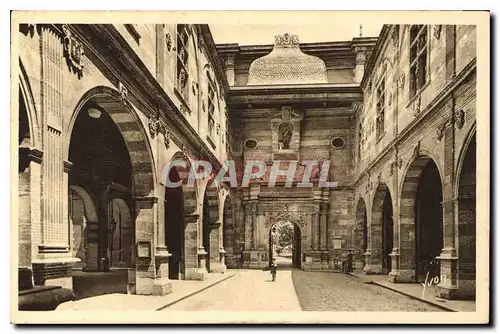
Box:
[177, 24, 190, 101]
[207, 73, 216, 139]
[409, 25, 429, 98]
[375, 76, 386, 140]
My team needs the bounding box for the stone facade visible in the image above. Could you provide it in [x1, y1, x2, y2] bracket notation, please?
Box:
[16, 24, 231, 296]
[16, 23, 477, 301]
[217, 25, 477, 300]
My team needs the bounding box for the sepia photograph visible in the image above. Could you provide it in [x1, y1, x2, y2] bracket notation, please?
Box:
[10, 10, 490, 324]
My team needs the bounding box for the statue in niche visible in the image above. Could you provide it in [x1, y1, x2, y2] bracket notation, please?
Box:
[278, 122, 293, 150]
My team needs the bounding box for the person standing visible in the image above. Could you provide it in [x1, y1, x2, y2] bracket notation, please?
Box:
[270, 258, 278, 282]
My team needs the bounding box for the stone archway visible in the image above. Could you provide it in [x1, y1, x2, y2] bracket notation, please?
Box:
[371, 183, 394, 274]
[268, 220, 302, 269]
[353, 197, 368, 271]
[68, 86, 159, 295]
[400, 155, 443, 282]
[264, 212, 306, 269]
[456, 131, 476, 299]
[164, 151, 205, 280]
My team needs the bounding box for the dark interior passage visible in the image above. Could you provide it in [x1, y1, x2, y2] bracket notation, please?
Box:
[415, 161, 443, 281]
[165, 167, 185, 279]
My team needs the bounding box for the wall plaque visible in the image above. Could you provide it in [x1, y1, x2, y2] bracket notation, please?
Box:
[137, 241, 152, 259]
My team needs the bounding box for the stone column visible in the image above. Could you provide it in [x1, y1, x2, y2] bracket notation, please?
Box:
[184, 213, 207, 280]
[153, 186, 172, 295]
[437, 120, 458, 299]
[319, 202, 328, 250]
[250, 201, 257, 249]
[133, 195, 156, 295]
[312, 202, 320, 250]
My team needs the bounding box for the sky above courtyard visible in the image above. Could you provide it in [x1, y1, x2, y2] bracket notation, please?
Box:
[209, 23, 383, 45]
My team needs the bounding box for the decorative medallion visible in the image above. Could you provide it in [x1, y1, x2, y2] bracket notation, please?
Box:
[165, 32, 172, 52]
[62, 24, 85, 78]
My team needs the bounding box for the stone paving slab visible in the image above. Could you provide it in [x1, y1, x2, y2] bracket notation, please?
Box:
[163, 269, 302, 311]
[348, 271, 476, 312]
[56, 272, 235, 311]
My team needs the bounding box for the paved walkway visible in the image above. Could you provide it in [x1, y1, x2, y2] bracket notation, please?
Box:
[57, 272, 235, 311]
[348, 271, 476, 312]
[163, 269, 302, 311]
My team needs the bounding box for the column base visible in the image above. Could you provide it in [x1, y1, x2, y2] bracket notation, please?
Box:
[388, 269, 415, 282]
[185, 267, 208, 281]
[152, 277, 173, 296]
[364, 264, 383, 275]
[209, 262, 227, 273]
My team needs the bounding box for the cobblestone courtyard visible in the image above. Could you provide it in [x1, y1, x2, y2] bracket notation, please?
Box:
[291, 270, 443, 312]
[161, 269, 444, 312]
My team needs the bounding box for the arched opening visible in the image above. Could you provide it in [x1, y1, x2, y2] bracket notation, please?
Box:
[68, 89, 155, 297]
[69, 100, 133, 273]
[415, 161, 443, 281]
[457, 132, 476, 298]
[165, 167, 185, 279]
[18, 87, 32, 269]
[371, 184, 394, 274]
[268, 221, 302, 269]
[353, 198, 368, 270]
[400, 155, 443, 282]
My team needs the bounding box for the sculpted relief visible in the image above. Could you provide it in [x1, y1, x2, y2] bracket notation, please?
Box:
[278, 122, 293, 150]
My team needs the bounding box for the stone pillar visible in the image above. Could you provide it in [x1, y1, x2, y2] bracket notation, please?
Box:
[153, 186, 172, 295]
[184, 213, 207, 280]
[18, 148, 43, 269]
[312, 202, 320, 250]
[32, 26, 78, 289]
[437, 122, 458, 299]
[363, 204, 374, 274]
[319, 202, 328, 250]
